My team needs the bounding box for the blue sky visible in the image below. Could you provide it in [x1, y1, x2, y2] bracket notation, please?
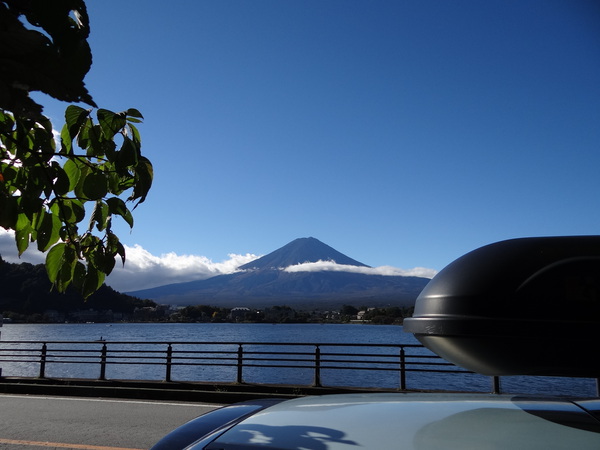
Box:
[2, 1, 600, 292]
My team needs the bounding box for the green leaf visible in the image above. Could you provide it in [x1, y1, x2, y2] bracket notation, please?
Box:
[106, 197, 134, 228]
[73, 160, 91, 199]
[56, 244, 78, 292]
[107, 171, 125, 194]
[115, 137, 139, 174]
[107, 232, 126, 265]
[18, 195, 44, 222]
[116, 241, 125, 265]
[126, 108, 144, 119]
[50, 200, 65, 222]
[60, 123, 73, 154]
[76, 117, 93, 150]
[46, 243, 66, 284]
[128, 123, 142, 144]
[52, 163, 71, 196]
[15, 213, 32, 254]
[97, 109, 126, 138]
[52, 198, 86, 224]
[32, 123, 55, 157]
[38, 116, 54, 135]
[65, 105, 89, 137]
[98, 249, 116, 275]
[71, 261, 87, 291]
[63, 106, 90, 153]
[86, 124, 115, 159]
[131, 157, 154, 206]
[82, 171, 108, 200]
[82, 265, 105, 299]
[15, 228, 31, 255]
[90, 200, 109, 231]
[35, 211, 61, 252]
[71, 199, 86, 223]
[63, 159, 81, 191]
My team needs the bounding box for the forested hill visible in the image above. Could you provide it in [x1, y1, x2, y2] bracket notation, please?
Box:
[0, 256, 154, 320]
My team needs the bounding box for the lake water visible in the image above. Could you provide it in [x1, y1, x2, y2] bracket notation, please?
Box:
[0, 323, 597, 397]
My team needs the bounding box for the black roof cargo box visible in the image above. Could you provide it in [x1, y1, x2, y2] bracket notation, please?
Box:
[403, 236, 600, 377]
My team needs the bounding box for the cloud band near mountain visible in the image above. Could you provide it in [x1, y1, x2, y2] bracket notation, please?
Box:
[0, 230, 436, 292]
[282, 260, 437, 278]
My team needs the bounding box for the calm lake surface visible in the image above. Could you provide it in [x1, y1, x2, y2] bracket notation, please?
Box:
[0, 322, 596, 397]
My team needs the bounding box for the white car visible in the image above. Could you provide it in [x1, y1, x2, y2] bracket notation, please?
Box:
[151, 393, 600, 449]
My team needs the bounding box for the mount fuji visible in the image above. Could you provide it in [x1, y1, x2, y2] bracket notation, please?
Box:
[128, 237, 430, 309]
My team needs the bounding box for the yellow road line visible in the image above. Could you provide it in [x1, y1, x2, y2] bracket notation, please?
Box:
[0, 439, 144, 450]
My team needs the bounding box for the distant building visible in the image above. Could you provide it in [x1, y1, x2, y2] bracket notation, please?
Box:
[356, 308, 376, 322]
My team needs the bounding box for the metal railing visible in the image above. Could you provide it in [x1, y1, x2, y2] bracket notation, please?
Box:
[0, 340, 495, 392]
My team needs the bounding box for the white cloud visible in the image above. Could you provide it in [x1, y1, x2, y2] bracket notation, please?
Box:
[282, 260, 437, 279]
[106, 245, 259, 292]
[0, 229, 259, 292]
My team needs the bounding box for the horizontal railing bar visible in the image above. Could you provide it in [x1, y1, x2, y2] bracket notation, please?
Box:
[324, 366, 469, 373]
[0, 348, 47, 351]
[169, 362, 239, 367]
[238, 351, 315, 357]
[96, 350, 167, 355]
[405, 368, 472, 373]
[171, 350, 238, 355]
[405, 362, 457, 367]
[242, 356, 313, 362]
[0, 359, 42, 363]
[0, 340, 423, 347]
[45, 356, 100, 360]
[244, 353, 392, 359]
[319, 353, 399, 358]
[168, 357, 238, 362]
[45, 354, 162, 359]
[42, 360, 168, 366]
[0, 352, 451, 362]
[237, 363, 466, 373]
[0, 355, 444, 365]
[35, 347, 104, 351]
[228, 363, 469, 372]
[240, 363, 315, 369]
[321, 365, 412, 372]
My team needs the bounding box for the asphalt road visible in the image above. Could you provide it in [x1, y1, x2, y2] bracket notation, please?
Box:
[0, 394, 224, 450]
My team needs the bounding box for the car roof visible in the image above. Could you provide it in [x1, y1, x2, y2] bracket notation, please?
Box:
[206, 393, 600, 450]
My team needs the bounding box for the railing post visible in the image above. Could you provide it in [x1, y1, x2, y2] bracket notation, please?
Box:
[313, 345, 321, 387]
[165, 344, 173, 382]
[399, 346, 406, 390]
[236, 344, 244, 384]
[99, 343, 107, 380]
[491, 376, 501, 394]
[39, 343, 47, 378]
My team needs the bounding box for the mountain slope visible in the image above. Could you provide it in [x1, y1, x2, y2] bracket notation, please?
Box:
[239, 237, 368, 270]
[129, 237, 430, 309]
